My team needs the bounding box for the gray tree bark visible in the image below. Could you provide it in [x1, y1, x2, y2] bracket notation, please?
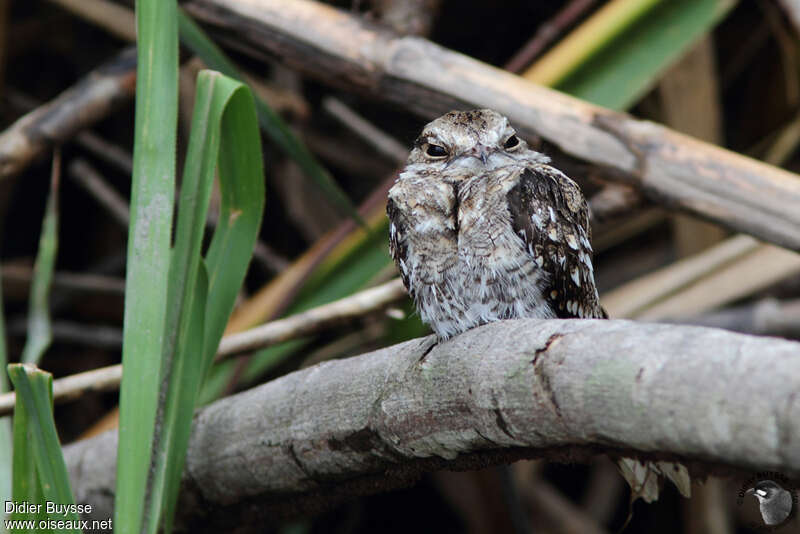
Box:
[64, 318, 800, 532]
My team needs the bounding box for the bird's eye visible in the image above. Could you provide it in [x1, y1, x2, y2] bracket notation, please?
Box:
[425, 143, 448, 159]
[504, 135, 520, 150]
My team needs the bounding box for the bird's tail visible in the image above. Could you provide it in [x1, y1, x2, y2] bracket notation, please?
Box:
[615, 459, 691, 531]
[617, 458, 691, 502]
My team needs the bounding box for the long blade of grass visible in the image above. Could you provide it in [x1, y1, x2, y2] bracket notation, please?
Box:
[8, 364, 81, 533]
[115, 0, 177, 532]
[541, 0, 736, 110]
[177, 9, 364, 227]
[143, 71, 264, 534]
[20, 151, 60, 364]
[201, 76, 266, 364]
[155, 262, 207, 534]
[9, 368, 41, 533]
[9, 157, 62, 531]
[523, 0, 661, 87]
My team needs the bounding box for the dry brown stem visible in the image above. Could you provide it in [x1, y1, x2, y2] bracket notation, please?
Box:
[0, 47, 136, 178]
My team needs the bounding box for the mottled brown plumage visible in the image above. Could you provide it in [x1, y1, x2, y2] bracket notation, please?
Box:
[388, 109, 603, 339]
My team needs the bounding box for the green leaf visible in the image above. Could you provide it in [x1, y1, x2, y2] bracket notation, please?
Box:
[555, 0, 736, 110]
[118, 4, 265, 532]
[8, 364, 81, 533]
[151, 263, 207, 534]
[9, 157, 62, 533]
[20, 165, 59, 365]
[202, 75, 266, 368]
[10, 378, 41, 532]
[115, 0, 178, 532]
[143, 71, 264, 534]
[177, 8, 364, 227]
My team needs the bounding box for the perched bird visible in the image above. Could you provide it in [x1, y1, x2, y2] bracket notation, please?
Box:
[747, 480, 794, 526]
[387, 109, 690, 505]
[387, 108, 603, 340]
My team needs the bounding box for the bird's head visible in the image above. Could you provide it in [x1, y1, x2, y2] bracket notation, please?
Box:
[406, 109, 547, 177]
[746, 480, 794, 526]
[746, 480, 786, 503]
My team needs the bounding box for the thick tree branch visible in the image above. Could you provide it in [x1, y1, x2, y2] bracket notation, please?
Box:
[185, 0, 800, 252]
[64, 319, 800, 531]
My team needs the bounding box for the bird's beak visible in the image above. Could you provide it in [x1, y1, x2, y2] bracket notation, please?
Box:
[468, 145, 490, 165]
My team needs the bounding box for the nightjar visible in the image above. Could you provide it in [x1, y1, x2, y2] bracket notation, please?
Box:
[387, 109, 604, 339]
[387, 110, 689, 503]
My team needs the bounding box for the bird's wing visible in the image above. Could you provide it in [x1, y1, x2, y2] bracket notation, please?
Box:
[387, 196, 414, 299]
[506, 165, 605, 319]
[774, 490, 794, 518]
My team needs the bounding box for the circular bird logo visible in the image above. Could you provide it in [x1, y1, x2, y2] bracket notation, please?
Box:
[738, 473, 798, 531]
